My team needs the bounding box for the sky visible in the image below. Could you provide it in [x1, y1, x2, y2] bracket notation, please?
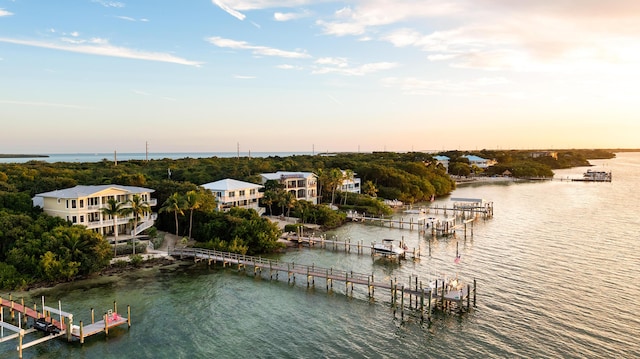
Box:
[1, 0, 639, 154]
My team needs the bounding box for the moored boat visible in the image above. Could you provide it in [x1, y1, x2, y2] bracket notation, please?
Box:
[572, 169, 612, 182]
[372, 239, 407, 258]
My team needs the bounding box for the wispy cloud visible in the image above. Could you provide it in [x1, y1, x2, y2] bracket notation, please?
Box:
[206, 36, 310, 59]
[212, 0, 246, 20]
[316, 1, 460, 37]
[92, 0, 124, 8]
[0, 8, 14, 16]
[0, 100, 90, 109]
[312, 57, 398, 76]
[115, 16, 150, 22]
[318, 1, 640, 73]
[274, 10, 310, 22]
[0, 37, 203, 67]
[276, 64, 303, 70]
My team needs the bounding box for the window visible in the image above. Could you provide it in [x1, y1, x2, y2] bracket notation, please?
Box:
[229, 191, 235, 198]
[72, 216, 77, 223]
[71, 200, 77, 209]
[80, 199, 84, 208]
[239, 190, 245, 197]
[250, 189, 256, 195]
[80, 215, 84, 223]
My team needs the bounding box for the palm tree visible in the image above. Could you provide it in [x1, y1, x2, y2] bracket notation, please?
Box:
[316, 168, 326, 203]
[285, 192, 296, 218]
[100, 198, 126, 257]
[125, 194, 151, 255]
[160, 192, 184, 237]
[262, 190, 276, 216]
[342, 169, 354, 205]
[184, 190, 203, 240]
[328, 168, 343, 205]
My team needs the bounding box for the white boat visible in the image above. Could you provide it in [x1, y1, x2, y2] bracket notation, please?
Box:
[403, 208, 426, 214]
[572, 169, 612, 182]
[372, 239, 406, 257]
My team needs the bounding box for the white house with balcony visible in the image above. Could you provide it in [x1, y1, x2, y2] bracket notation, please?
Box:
[339, 170, 361, 194]
[201, 178, 264, 214]
[259, 171, 318, 204]
[32, 185, 157, 239]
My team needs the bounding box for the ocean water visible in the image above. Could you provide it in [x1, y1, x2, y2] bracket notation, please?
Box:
[0, 152, 315, 164]
[1, 153, 638, 358]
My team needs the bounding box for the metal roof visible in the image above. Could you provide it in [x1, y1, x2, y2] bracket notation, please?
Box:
[201, 178, 263, 191]
[260, 171, 316, 180]
[34, 185, 155, 198]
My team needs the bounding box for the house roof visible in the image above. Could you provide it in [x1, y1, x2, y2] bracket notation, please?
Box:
[462, 155, 487, 162]
[201, 178, 263, 191]
[260, 171, 316, 180]
[433, 155, 450, 161]
[35, 185, 155, 198]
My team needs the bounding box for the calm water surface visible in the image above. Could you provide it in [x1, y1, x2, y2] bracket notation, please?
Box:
[1, 153, 638, 358]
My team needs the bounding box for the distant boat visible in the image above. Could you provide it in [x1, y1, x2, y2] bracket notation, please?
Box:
[403, 208, 426, 214]
[572, 169, 612, 182]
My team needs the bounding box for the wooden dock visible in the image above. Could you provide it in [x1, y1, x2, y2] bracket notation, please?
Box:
[169, 247, 476, 321]
[346, 198, 493, 237]
[281, 234, 421, 260]
[0, 295, 130, 358]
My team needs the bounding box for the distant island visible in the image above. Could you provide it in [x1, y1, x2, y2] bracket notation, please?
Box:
[0, 154, 49, 159]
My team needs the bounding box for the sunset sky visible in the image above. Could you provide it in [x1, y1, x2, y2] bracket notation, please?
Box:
[1, 1, 639, 154]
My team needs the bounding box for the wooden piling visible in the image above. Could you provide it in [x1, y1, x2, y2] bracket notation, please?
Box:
[400, 285, 405, 320]
[473, 279, 477, 307]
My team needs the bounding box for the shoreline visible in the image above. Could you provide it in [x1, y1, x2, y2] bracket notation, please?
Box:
[0, 154, 48, 159]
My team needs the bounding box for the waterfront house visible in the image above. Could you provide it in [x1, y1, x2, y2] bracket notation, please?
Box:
[201, 178, 264, 214]
[259, 171, 318, 204]
[339, 170, 361, 194]
[530, 151, 558, 160]
[32, 185, 157, 239]
[461, 155, 495, 169]
[433, 155, 450, 171]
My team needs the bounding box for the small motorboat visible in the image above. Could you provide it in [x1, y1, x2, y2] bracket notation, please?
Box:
[34, 318, 60, 334]
[372, 239, 406, 258]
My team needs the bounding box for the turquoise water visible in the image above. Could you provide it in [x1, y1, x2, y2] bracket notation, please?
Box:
[1, 153, 639, 358]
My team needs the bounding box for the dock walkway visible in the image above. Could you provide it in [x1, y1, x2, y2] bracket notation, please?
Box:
[169, 247, 476, 320]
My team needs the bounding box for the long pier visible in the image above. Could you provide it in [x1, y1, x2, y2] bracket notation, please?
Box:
[169, 247, 476, 321]
[0, 295, 130, 358]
